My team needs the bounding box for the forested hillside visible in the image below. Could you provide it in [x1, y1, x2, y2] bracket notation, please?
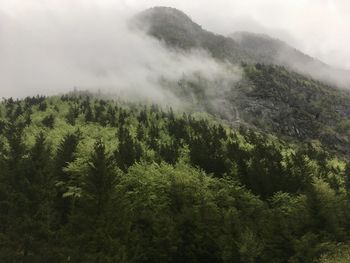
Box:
[0, 95, 350, 262]
[160, 62, 350, 156]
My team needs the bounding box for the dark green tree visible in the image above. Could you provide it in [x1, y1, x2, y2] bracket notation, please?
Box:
[70, 139, 121, 262]
[53, 131, 81, 225]
[115, 126, 143, 171]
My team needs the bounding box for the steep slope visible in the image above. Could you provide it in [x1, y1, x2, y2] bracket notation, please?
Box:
[231, 31, 350, 88]
[134, 7, 253, 62]
[164, 63, 350, 155]
[237, 64, 350, 154]
[230, 31, 312, 65]
[134, 7, 350, 156]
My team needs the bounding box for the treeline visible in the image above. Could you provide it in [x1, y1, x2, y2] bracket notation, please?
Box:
[0, 95, 350, 262]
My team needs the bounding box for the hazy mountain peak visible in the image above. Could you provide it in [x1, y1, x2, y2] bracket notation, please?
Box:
[135, 7, 350, 88]
[139, 6, 195, 23]
[134, 6, 203, 49]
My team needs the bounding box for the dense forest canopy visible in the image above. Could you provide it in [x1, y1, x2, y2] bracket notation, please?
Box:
[0, 94, 349, 262]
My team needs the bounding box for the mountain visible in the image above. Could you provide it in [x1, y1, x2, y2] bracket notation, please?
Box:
[231, 31, 350, 87]
[230, 31, 316, 65]
[134, 7, 350, 156]
[135, 7, 350, 88]
[134, 7, 253, 62]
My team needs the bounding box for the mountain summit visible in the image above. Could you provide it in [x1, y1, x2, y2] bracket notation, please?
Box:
[135, 7, 250, 62]
[134, 7, 204, 49]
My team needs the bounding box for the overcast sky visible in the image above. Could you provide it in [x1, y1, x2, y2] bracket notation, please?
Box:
[1, 0, 349, 97]
[2, 0, 349, 68]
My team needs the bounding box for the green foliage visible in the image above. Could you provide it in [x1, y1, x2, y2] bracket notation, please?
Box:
[0, 95, 349, 262]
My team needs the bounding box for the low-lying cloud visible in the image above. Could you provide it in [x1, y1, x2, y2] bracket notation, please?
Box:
[1, 0, 349, 99]
[0, 2, 240, 102]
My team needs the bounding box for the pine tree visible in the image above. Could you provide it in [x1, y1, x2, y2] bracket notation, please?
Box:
[84, 103, 94, 122]
[84, 139, 118, 216]
[106, 105, 117, 126]
[71, 139, 120, 262]
[42, 114, 55, 128]
[53, 131, 81, 225]
[0, 120, 27, 260]
[66, 104, 79, 125]
[115, 127, 143, 171]
[19, 132, 55, 260]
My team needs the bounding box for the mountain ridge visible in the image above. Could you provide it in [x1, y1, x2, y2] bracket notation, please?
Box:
[135, 6, 350, 88]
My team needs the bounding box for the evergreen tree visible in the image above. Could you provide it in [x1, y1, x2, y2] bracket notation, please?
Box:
[70, 139, 121, 262]
[115, 127, 143, 171]
[19, 132, 55, 261]
[42, 114, 55, 129]
[53, 131, 81, 225]
[66, 104, 79, 125]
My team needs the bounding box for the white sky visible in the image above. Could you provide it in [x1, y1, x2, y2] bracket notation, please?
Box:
[1, 0, 349, 69]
